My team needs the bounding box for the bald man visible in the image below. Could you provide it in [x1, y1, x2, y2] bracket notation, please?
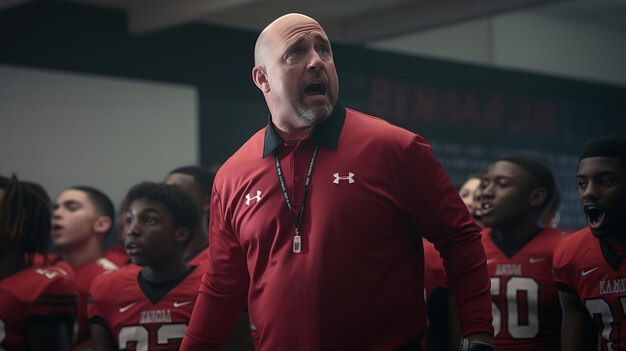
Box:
[181, 14, 494, 351]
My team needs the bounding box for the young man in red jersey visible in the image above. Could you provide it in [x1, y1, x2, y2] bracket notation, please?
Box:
[89, 182, 203, 351]
[479, 155, 563, 350]
[553, 135, 626, 350]
[52, 186, 119, 345]
[0, 175, 78, 350]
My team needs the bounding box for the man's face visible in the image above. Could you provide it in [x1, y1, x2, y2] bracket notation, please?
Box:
[479, 161, 535, 230]
[52, 189, 99, 250]
[577, 157, 626, 239]
[124, 199, 182, 267]
[261, 16, 339, 128]
[459, 177, 481, 212]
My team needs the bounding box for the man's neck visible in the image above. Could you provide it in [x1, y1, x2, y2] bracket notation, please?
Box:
[272, 121, 314, 142]
[59, 235, 104, 269]
[184, 227, 208, 261]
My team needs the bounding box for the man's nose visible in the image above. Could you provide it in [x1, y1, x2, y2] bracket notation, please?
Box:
[581, 181, 598, 200]
[307, 50, 325, 70]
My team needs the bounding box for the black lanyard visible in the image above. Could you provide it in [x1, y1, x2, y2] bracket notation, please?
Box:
[274, 144, 319, 253]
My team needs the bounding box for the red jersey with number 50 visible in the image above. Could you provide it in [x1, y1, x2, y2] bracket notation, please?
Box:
[88, 264, 203, 351]
[482, 227, 563, 350]
[0, 266, 78, 350]
[553, 227, 626, 351]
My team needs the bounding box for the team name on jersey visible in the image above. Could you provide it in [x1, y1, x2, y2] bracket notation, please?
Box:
[495, 264, 522, 276]
[139, 309, 172, 324]
[600, 278, 626, 295]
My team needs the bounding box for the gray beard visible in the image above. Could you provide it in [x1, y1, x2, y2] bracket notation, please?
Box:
[293, 100, 333, 126]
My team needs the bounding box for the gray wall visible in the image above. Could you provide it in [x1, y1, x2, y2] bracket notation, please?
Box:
[0, 64, 198, 207]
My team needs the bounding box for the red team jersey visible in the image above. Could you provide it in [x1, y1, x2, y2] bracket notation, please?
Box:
[73, 257, 119, 342]
[0, 266, 78, 350]
[88, 264, 204, 351]
[482, 227, 563, 350]
[553, 227, 626, 351]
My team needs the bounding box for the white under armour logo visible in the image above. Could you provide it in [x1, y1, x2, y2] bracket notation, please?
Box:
[333, 172, 355, 184]
[245, 190, 262, 205]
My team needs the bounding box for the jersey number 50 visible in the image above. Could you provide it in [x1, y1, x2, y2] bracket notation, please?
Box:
[491, 277, 539, 339]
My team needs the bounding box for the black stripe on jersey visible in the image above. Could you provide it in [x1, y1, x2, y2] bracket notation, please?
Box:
[39, 294, 77, 300]
[25, 313, 75, 326]
[34, 296, 78, 307]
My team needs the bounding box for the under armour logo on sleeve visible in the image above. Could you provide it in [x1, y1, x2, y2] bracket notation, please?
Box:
[246, 190, 262, 205]
[333, 172, 355, 184]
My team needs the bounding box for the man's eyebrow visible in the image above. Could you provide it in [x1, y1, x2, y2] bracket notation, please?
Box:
[63, 200, 80, 207]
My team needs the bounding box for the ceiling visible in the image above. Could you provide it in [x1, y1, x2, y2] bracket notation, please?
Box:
[2, 0, 626, 43]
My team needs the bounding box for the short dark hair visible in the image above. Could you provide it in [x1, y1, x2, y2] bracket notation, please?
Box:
[498, 154, 557, 211]
[69, 186, 115, 233]
[0, 175, 52, 265]
[579, 135, 626, 166]
[168, 166, 215, 193]
[125, 182, 199, 236]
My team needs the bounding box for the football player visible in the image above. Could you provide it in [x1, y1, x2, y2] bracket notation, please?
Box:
[0, 175, 78, 350]
[553, 135, 626, 350]
[89, 182, 203, 351]
[479, 155, 563, 350]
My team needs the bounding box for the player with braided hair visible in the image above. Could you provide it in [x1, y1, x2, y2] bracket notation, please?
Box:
[0, 175, 78, 350]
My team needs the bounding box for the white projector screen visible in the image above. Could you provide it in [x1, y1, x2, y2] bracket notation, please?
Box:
[0, 64, 198, 211]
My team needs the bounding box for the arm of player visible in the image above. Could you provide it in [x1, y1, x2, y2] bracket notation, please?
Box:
[26, 320, 73, 351]
[91, 323, 116, 351]
[559, 290, 588, 351]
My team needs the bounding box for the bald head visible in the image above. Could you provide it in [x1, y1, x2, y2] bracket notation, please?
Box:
[251, 13, 339, 134]
[254, 13, 324, 66]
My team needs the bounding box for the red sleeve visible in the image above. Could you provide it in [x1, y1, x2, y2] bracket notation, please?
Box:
[552, 235, 578, 291]
[181, 186, 249, 350]
[399, 135, 493, 337]
[87, 272, 111, 322]
[30, 268, 78, 318]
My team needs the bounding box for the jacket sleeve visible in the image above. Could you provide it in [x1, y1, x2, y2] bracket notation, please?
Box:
[399, 135, 493, 337]
[181, 185, 250, 350]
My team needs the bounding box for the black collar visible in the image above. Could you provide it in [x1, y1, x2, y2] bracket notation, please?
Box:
[599, 238, 626, 271]
[262, 102, 346, 158]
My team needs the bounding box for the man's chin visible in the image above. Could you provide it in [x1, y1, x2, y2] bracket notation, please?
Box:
[589, 222, 625, 241]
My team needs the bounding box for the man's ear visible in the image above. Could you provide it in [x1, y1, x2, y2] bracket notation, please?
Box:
[93, 216, 113, 235]
[175, 227, 191, 246]
[252, 66, 270, 93]
[529, 188, 547, 208]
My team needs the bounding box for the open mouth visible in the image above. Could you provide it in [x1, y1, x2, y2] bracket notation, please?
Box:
[125, 242, 143, 255]
[304, 82, 326, 96]
[480, 202, 493, 216]
[584, 205, 605, 229]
